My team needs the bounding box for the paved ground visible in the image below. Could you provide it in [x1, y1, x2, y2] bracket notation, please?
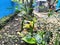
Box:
[33, 11, 58, 18]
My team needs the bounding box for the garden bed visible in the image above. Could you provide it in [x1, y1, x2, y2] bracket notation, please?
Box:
[0, 12, 60, 45]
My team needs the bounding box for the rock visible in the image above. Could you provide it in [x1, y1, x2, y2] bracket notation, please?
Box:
[2, 41, 4, 44]
[15, 18, 19, 21]
[47, 17, 58, 23]
[0, 35, 2, 39]
[5, 25, 10, 29]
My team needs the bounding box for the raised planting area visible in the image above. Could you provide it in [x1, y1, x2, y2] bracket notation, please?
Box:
[0, 0, 60, 45]
[0, 12, 60, 45]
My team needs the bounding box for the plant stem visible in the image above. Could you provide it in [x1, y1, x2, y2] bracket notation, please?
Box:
[20, 17, 24, 32]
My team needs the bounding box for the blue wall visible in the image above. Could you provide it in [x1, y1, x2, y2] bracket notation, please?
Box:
[0, 0, 15, 18]
[56, 0, 60, 10]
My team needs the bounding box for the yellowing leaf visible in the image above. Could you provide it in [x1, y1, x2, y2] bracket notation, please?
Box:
[17, 32, 24, 37]
[24, 24, 30, 28]
[33, 17, 37, 23]
[29, 21, 33, 27]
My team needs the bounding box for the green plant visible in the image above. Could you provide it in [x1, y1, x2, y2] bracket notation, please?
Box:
[18, 18, 50, 45]
[54, 31, 60, 45]
[12, 0, 56, 45]
[12, 0, 34, 32]
[48, 9, 54, 17]
[22, 30, 48, 45]
[12, 0, 34, 15]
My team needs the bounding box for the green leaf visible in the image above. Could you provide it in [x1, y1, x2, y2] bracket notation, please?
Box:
[34, 34, 42, 44]
[22, 37, 36, 44]
[38, 31, 45, 37]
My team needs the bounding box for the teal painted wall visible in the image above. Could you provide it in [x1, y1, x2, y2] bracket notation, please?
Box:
[0, 0, 15, 18]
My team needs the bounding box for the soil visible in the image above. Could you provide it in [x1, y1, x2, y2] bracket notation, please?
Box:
[0, 14, 26, 45]
[0, 12, 60, 45]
